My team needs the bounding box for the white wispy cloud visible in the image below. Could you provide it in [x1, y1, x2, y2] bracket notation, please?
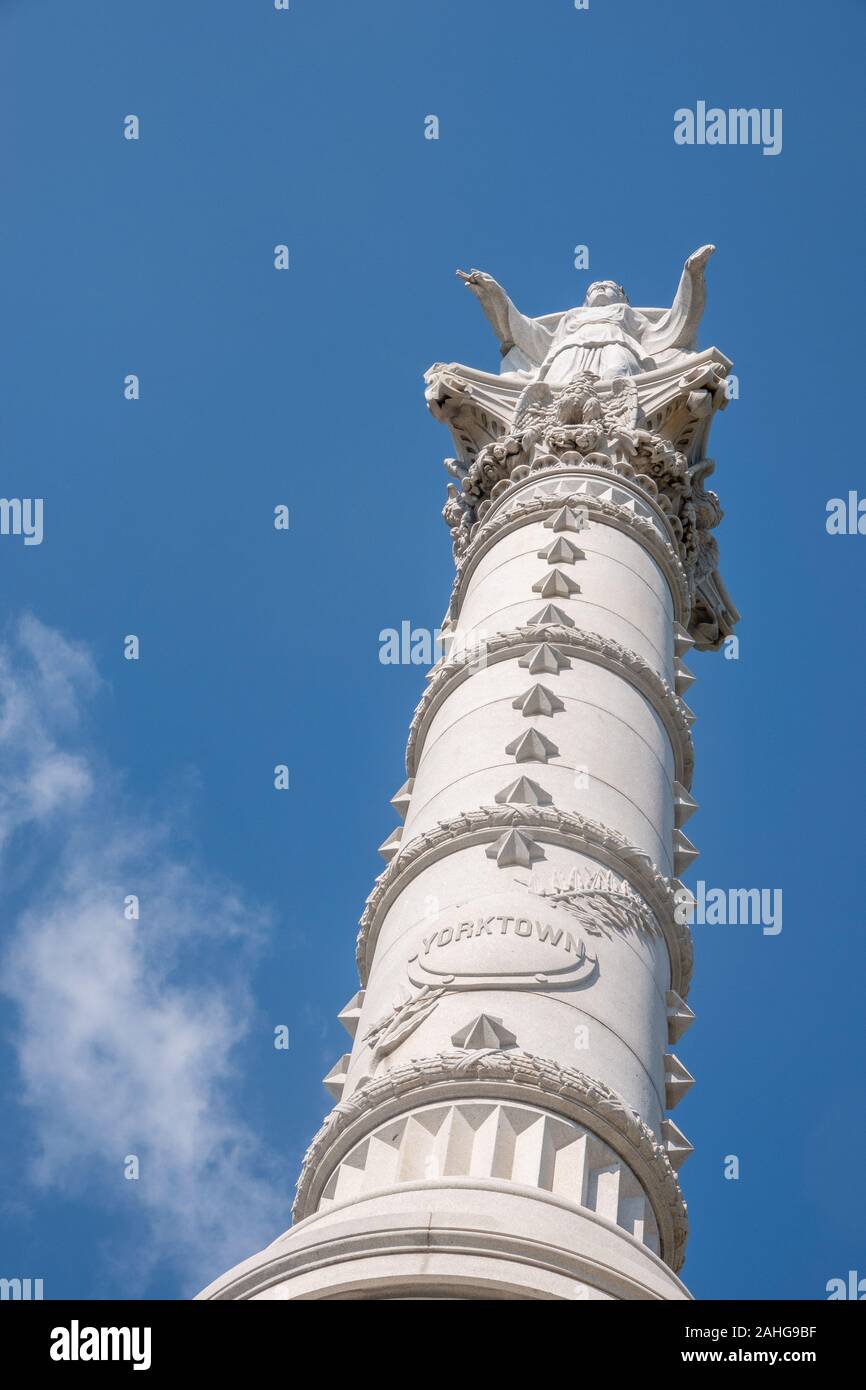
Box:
[0, 614, 95, 846]
[0, 615, 285, 1293]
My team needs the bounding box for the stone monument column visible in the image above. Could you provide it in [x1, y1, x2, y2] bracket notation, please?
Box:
[199, 250, 738, 1301]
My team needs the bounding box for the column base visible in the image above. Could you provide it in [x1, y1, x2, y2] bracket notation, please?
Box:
[196, 1181, 692, 1301]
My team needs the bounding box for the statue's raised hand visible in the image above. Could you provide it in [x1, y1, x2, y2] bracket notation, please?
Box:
[456, 268, 500, 299]
[685, 244, 715, 273]
[456, 269, 512, 347]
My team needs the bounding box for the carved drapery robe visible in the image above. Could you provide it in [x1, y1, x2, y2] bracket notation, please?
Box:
[497, 256, 712, 383]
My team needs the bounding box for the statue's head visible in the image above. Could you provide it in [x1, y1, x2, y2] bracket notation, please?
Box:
[584, 280, 628, 307]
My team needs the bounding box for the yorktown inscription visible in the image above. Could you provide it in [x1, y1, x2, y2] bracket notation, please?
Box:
[408, 907, 597, 991]
[363, 870, 662, 1062]
[423, 911, 584, 951]
[363, 901, 598, 1060]
[363, 871, 663, 1061]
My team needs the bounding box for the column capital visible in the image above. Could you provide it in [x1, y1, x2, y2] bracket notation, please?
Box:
[430, 352, 738, 650]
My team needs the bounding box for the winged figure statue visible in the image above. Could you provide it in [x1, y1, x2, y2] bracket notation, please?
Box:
[456, 244, 715, 383]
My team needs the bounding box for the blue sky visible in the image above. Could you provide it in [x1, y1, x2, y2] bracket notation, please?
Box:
[1, 0, 864, 1299]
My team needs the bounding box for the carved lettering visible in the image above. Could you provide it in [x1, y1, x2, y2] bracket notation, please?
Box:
[536, 921, 564, 949]
[427, 916, 582, 953]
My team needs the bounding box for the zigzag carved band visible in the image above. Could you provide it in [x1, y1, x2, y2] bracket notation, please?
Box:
[292, 1048, 688, 1272]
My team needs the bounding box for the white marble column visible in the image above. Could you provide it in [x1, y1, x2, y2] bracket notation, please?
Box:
[199, 266, 737, 1302]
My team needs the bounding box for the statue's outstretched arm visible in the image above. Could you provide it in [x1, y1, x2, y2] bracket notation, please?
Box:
[456, 269, 552, 366]
[640, 245, 715, 356]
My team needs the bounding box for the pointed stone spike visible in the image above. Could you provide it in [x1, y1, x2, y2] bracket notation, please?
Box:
[665, 1053, 696, 1109]
[495, 776, 553, 806]
[673, 621, 695, 657]
[666, 990, 696, 1045]
[337, 990, 366, 1038]
[673, 829, 699, 874]
[323, 1053, 352, 1100]
[378, 827, 403, 862]
[518, 643, 571, 674]
[674, 658, 696, 694]
[661, 1118, 694, 1169]
[681, 701, 697, 727]
[537, 537, 584, 564]
[485, 828, 544, 869]
[532, 568, 581, 598]
[672, 780, 699, 827]
[512, 683, 566, 717]
[390, 778, 414, 821]
[528, 603, 575, 628]
[544, 505, 585, 534]
[505, 728, 559, 763]
[451, 1013, 518, 1050]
